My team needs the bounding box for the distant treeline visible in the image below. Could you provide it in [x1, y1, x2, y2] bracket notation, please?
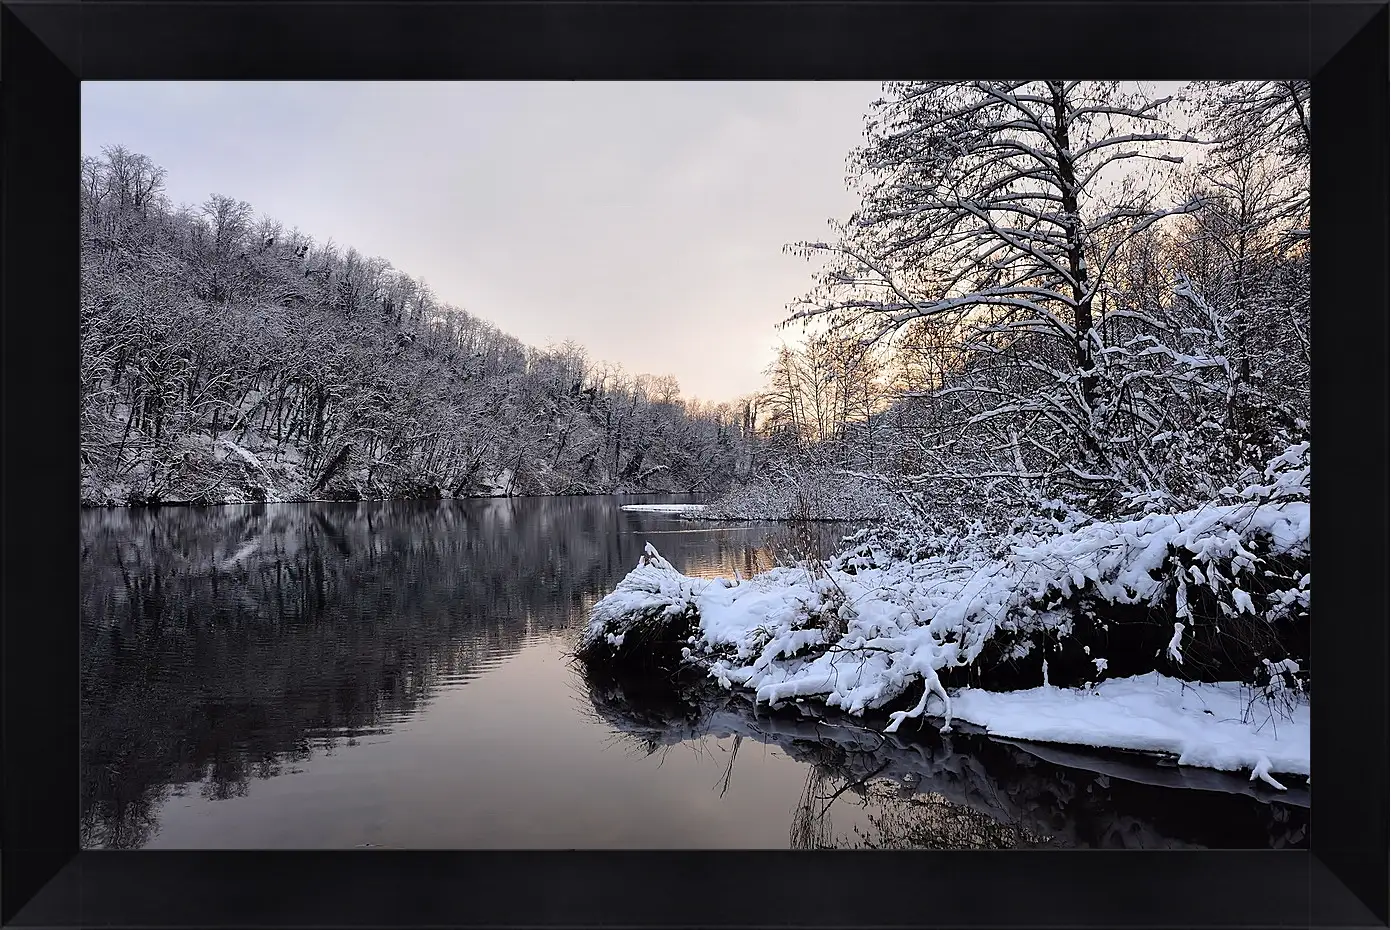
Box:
[80, 149, 762, 505]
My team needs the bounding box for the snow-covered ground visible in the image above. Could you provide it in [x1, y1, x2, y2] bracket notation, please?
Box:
[949, 673, 1307, 788]
[619, 503, 709, 514]
[581, 447, 1310, 785]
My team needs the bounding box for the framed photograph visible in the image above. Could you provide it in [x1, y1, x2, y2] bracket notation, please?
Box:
[2, 1, 1385, 927]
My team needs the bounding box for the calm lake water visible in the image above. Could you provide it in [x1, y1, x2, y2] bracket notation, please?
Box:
[81, 496, 1308, 850]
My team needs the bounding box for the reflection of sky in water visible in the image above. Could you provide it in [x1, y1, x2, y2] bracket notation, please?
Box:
[622, 516, 865, 582]
[149, 639, 873, 849]
[82, 498, 1305, 850]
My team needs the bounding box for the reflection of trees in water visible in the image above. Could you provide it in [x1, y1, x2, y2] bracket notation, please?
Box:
[785, 734, 1051, 850]
[80, 497, 702, 849]
[789, 761, 845, 850]
[846, 784, 1054, 850]
[582, 671, 1310, 851]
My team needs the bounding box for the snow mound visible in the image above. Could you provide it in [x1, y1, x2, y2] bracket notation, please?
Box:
[583, 544, 706, 652]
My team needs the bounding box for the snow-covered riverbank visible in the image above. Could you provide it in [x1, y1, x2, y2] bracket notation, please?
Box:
[83, 436, 708, 507]
[579, 448, 1311, 785]
[82, 436, 709, 507]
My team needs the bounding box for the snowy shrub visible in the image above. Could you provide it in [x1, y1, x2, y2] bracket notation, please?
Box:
[703, 467, 898, 522]
[1241, 657, 1307, 729]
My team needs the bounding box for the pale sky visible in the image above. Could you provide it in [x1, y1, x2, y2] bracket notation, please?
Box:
[81, 81, 883, 404]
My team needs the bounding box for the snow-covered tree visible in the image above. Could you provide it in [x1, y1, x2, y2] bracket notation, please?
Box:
[784, 80, 1307, 517]
[1199, 80, 1309, 227]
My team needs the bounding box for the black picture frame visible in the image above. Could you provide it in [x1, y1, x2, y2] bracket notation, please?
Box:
[3, 1, 1386, 927]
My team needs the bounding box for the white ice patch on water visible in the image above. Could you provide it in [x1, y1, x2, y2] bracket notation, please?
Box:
[619, 504, 709, 514]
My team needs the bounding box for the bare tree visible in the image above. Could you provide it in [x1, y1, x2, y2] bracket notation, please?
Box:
[782, 81, 1241, 511]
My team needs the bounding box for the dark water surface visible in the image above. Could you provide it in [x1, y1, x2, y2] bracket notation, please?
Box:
[81, 496, 1308, 850]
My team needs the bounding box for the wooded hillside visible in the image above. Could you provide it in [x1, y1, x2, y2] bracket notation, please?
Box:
[80, 150, 761, 505]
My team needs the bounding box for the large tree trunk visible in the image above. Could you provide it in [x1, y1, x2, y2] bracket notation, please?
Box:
[1049, 82, 1098, 415]
[1049, 81, 1104, 465]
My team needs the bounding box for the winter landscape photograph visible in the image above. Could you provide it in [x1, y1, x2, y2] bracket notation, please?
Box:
[81, 80, 1311, 850]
